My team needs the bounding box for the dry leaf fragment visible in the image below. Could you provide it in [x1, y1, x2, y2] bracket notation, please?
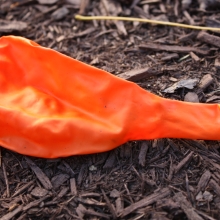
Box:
[163, 79, 198, 93]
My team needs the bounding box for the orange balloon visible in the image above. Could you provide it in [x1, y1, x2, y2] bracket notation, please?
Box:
[0, 35, 219, 158]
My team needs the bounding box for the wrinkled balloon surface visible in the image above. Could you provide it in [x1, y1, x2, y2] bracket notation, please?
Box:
[0, 36, 220, 158]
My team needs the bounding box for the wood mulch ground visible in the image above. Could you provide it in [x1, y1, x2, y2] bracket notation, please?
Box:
[1, 0, 220, 219]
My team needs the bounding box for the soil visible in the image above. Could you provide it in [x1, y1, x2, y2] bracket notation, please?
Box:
[1, 0, 220, 219]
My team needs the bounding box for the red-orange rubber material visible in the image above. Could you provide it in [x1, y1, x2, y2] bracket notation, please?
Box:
[0, 36, 220, 158]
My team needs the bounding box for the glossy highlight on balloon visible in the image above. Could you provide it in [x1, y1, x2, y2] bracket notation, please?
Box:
[0, 36, 220, 158]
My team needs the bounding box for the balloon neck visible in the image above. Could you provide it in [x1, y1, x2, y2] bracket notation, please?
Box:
[126, 87, 220, 141]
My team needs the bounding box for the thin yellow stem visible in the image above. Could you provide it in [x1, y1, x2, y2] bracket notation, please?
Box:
[75, 15, 220, 32]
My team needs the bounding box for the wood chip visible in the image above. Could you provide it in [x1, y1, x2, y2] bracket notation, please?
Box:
[133, 5, 149, 18]
[101, 0, 127, 36]
[139, 43, 209, 55]
[62, 161, 75, 177]
[1, 198, 21, 210]
[114, 20, 127, 36]
[110, 189, 120, 198]
[178, 31, 198, 43]
[37, 0, 58, 4]
[195, 170, 211, 195]
[57, 187, 69, 198]
[115, 197, 124, 215]
[138, 141, 148, 167]
[206, 18, 220, 33]
[56, 35, 65, 42]
[0, 20, 27, 33]
[169, 77, 178, 82]
[161, 53, 179, 61]
[79, 0, 90, 15]
[76, 204, 86, 218]
[182, 0, 192, 10]
[206, 95, 220, 103]
[202, 155, 220, 173]
[190, 52, 200, 62]
[51, 7, 69, 20]
[76, 203, 110, 219]
[65, 0, 81, 7]
[198, 74, 214, 90]
[31, 186, 48, 198]
[101, 189, 117, 219]
[197, 31, 220, 48]
[151, 212, 170, 220]
[103, 151, 116, 169]
[183, 10, 195, 25]
[77, 164, 87, 185]
[149, 145, 170, 163]
[69, 27, 96, 38]
[51, 174, 70, 189]
[77, 197, 106, 206]
[184, 92, 199, 103]
[130, 0, 141, 9]
[25, 157, 52, 190]
[209, 179, 220, 197]
[141, 0, 161, 4]
[120, 188, 171, 217]
[196, 210, 216, 220]
[157, 198, 179, 210]
[81, 192, 101, 198]
[173, 192, 204, 220]
[0, 205, 23, 220]
[174, 151, 193, 174]
[70, 178, 77, 195]
[12, 180, 35, 198]
[214, 56, 220, 69]
[118, 67, 162, 82]
[23, 195, 50, 211]
[2, 162, 9, 198]
[84, 208, 111, 219]
[32, 5, 58, 21]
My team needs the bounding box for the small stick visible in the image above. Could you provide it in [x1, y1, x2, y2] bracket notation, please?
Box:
[0, 205, 23, 220]
[2, 162, 10, 197]
[124, 183, 134, 204]
[75, 15, 220, 32]
[101, 189, 117, 219]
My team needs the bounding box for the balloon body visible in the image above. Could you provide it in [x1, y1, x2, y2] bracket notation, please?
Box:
[0, 36, 220, 158]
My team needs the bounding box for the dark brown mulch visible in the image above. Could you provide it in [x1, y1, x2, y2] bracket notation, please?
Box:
[1, 0, 220, 219]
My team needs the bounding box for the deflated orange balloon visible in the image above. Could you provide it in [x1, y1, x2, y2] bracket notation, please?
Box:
[0, 36, 220, 158]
